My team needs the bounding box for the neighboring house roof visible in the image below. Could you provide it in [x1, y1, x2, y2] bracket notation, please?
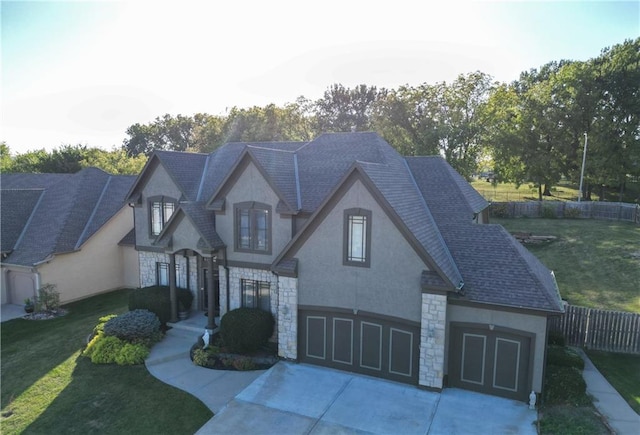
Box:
[0, 168, 135, 267]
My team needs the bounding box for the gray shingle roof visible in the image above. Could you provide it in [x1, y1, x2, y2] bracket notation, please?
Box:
[1, 169, 135, 266]
[407, 157, 562, 312]
[154, 151, 208, 201]
[1, 189, 44, 254]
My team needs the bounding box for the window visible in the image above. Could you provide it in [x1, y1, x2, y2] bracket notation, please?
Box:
[343, 208, 372, 267]
[241, 279, 271, 312]
[156, 262, 184, 287]
[234, 202, 271, 254]
[150, 197, 176, 236]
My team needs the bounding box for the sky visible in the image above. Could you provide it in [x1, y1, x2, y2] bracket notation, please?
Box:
[1, 0, 639, 154]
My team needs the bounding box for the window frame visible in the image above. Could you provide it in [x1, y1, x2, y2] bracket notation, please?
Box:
[343, 208, 372, 268]
[240, 279, 271, 312]
[149, 196, 176, 237]
[234, 202, 272, 255]
[156, 262, 184, 287]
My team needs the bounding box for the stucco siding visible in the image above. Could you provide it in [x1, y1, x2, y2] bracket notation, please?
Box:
[120, 245, 140, 289]
[216, 162, 292, 265]
[296, 179, 426, 322]
[134, 164, 182, 248]
[446, 304, 548, 392]
[167, 214, 204, 252]
[38, 206, 136, 303]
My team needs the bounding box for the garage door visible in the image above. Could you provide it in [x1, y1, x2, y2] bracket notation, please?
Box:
[299, 309, 419, 384]
[8, 271, 36, 305]
[449, 324, 532, 401]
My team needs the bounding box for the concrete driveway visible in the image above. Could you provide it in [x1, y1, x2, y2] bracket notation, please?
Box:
[197, 362, 537, 434]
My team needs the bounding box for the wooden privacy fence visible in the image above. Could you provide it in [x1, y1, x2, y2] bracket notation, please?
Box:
[490, 201, 640, 224]
[549, 305, 640, 354]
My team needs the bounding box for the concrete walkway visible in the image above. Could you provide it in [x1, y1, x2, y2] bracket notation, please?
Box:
[577, 348, 640, 435]
[1, 304, 27, 322]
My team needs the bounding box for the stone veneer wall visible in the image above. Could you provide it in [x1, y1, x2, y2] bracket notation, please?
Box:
[277, 276, 298, 360]
[419, 293, 447, 389]
[138, 251, 197, 295]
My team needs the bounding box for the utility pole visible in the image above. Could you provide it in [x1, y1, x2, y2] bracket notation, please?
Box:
[578, 133, 588, 202]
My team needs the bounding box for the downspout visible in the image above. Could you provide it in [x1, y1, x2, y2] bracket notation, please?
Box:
[32, 267, 41, 300]
[222, 247, 230, 313]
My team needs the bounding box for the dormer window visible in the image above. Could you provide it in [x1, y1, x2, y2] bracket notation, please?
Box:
[149, 196, 176, 236]
[234, 202, 271, 254]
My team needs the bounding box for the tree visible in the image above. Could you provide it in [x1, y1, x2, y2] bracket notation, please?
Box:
[0, 142, 12, 172]
[313, 84, 385, 133]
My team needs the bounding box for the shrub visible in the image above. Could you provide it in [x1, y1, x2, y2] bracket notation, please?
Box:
[129, 286, 171, 325]
[193, 348, 210, 367]
[115, 343, 150, 365]
[544, 365, 589, 406]
[178, 288, 194, 311]
[564, 206, 582, 219]
[541, 205, 558, 219]
[36, 283, 61, 312]
[90, 336, 126, 364]
[93, 314, 117, 335]
[547, 330, 566, 347]
[490, 202, 509, 218]
[103, 309, 161, 342]
[220, 308, 275, 354]
[83, 331, 104, 358]
[232, 356, 256, 371]
[547, 346, 584, 370]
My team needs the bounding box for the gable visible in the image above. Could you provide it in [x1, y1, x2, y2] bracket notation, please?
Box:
[293, 176, 428, 322]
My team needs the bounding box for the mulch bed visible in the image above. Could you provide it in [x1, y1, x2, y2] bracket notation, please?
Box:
[23, 309, 69, 321]
[190, 332, 278, 371]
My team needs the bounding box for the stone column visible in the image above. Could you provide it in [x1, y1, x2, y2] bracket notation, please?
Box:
[419, 293, 447, 389]
[207, 255, 216, 329]
[169, 253, 177, 323]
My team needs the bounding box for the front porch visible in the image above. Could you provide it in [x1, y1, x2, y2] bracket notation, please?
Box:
[168, 309, 221, 336]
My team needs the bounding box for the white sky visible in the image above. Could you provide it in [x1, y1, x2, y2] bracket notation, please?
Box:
[2, 0, 639, 154]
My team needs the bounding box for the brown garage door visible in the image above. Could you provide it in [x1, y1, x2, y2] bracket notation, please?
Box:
[299, 309, 419, 384]
[449, 324, 533, 401]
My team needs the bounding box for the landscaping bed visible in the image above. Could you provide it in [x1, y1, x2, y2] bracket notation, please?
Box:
[191, 332, 278, 371]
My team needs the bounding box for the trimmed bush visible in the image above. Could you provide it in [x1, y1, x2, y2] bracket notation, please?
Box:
[90, 336, 126, 364]
[129, 286, 171, 325]
[178, 288, 194, 311]
[115, 343, 150, 365]
[220, 308, 274, 354]
[93, 314, 117, 335]
[103, 309, 160, 342]
[547, 346, 585, 370]
[544, 365, 589, 406]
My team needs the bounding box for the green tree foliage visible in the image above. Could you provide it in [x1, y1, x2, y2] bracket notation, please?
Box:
[2, 144, 145, 174]
[314, 84, 385, 133]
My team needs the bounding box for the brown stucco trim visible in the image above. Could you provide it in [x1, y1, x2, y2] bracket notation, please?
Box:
[448, 297, 562, 316]
[205, 150, 296, 213]
[342, 208, 372, 268]
[126, 153, 191, 204]
[298, 304, 422, 329]
[226, 260, 273, 271]
[421, 287, 449, 296]
[147, 195, 178, 239]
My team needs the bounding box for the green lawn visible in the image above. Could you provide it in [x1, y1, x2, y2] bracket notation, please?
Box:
[586, 350, 640, 415]
[492, 218, 640, 313]
[471, 179, 640, 203]
[0, 289, 212, 434]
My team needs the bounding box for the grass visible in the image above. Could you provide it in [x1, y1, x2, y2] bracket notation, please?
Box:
[0, 289, 212, 434]
[471, 179, 640, 203]
[586, 350, 640, 415]
[492, 218, 640, 313]
[539, 405, 610, 435]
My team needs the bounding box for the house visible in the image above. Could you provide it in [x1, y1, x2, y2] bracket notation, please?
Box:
[1, 168, 139, 306]
[126, 132, 563, 401]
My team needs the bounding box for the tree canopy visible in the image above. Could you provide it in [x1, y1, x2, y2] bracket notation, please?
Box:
[4, 37, 638, 200]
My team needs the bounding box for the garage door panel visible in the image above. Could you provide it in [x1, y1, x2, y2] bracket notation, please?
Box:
[493, 338, 520, 392]
[332, 318, 353, 365]
[389, 328, 413, 377]
[461, 333, 486, 385]
[360, 322, 382, 371]
[299, 310, 418, 385]
[306, 316, 327, 360]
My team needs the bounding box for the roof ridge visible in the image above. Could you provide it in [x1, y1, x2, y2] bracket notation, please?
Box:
[75, 176, 112, 249]
[196, 153, 212, 201]
[12, 190, 46, 251]
[247, 145, 296, 153]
